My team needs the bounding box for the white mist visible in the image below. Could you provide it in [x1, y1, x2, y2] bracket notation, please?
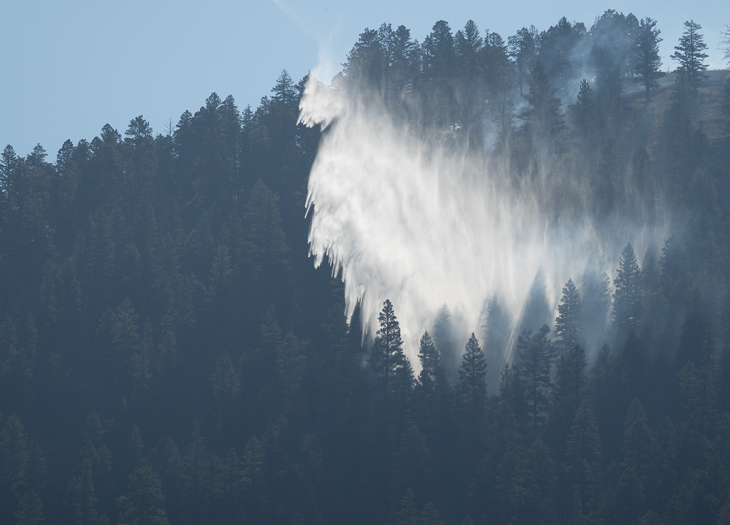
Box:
[300, 77, 667, 371]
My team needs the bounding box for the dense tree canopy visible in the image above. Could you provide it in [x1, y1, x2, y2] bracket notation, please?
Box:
[0, 10, 729, 525]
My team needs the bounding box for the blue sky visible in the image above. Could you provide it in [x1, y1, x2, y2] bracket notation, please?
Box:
[1, 0, 727, 157]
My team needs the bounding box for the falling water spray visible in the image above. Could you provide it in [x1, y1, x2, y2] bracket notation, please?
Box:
[299, 75, 668, 374]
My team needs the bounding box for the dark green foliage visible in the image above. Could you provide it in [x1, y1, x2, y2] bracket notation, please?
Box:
[0, 414, 29, 517]
[555, 279, 581, 355]
[613, 243, 642, 337]
[453, 335, 490, 519]
[116, 465, 169, 525]
[499, 364, 529, 435]
[633, 18, 664, 102]
[369, 299, 411, 396]
[508, 26, 538, 95]
[569, 79, 600, 153]
[456, 334, 487, 437]
[15, 490, 44, 525]
[562, 406, 602, 523]
[589, 10, 637, 131]
[64, 456, 104, 525]
[538, 17, 586, 87]
[718, 335, 730, 414]
[416, 332, 439, 395]
[343, 28, 388, 93]
[414, 331, 449, 437]
[671, 20, 709, 97]
[0, 13, 728, 525]
[471, 400, 525, 525]
[397, 488, 444, 525]
[548, 344, 588, 459]
[515, 325, 553, 436]
[393, 425, 433, 499]
[522, 437, 555, 525]
[522, 60, 565, 143]
[243, 179, 290, 286]
[622, 398, 652, 486]
[431, 305, 458, 379]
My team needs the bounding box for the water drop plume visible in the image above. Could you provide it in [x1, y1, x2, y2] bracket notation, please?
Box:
[299, 76, 667, 370]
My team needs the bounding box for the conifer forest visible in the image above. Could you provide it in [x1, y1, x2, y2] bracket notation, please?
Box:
[3, 10, 730, 525]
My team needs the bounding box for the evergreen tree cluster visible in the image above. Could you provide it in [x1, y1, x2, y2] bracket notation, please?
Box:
[0, 10, 728, 525]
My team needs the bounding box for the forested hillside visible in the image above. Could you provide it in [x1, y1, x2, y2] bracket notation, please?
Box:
[1, 10, 730, 525]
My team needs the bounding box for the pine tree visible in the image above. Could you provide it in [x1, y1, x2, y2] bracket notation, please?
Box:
[369, 299, 409, 394]
[161, 438, 186, 525]
[396, 488, 419, 525]
[15, 490, 44, 525]
[678, 333, 718, 442]
[471, 399, 524, 524]
[522, 437, 555, 525]
[242, 179, 290, 304]
[562, 406, 602, 523]
[211, 351, 240, 432]
[431, 305, 457, 376]
[455, 20, 483, 82]
[671, 20, 709, 95]
[393, 425, 433, 500]
[131, 320, 154, 397]
[25, 436, 46, 497]
[416, 331, 440, 394]
[499, 364, 529, 435]
[615, 464, 645, 524]
[674, 287, 710, 373]
[589, 10, 635, 131]
[613, 243, 642, 337]
[397, 489, 444, 525]
[0, 145, 17, 210]
[384, 24, 420, 102]
[271, 70, 297, 109]
[456, 334, 488, 434]
[123, 116, 156, 203]
[515, 325, 553, 435]
[493, 438, 526, 525]
[210, 448, 240, 523]
[633, 18, 665, 102]
[240, 435, 263, 494]
[116, 465, 169, 525]
[621, 329, 647, 401]
[721, 23, 730, 66]
[277, 331, 305, 413]
[111, 298, 141, 370]
[64, 457, 103, 525]
[648, 416, 677, 514]
[126, 426, 145, 476]
[423, 20, 456, 80]
[569, 79, 600, 149]
[83, 411, 105, 449]
[523, 60, 565, 141]
[421, 20, 459, 127]
[622, 398, 653, 485]
[508, 27, 538, 95]
[538, 17, 586, 87]
[184, 420, 209, 523]
[39, 260, 57, 327]
[482, 31, 511, 89]
[414, 331, 444, 434]
[548, 345, 588, 459]
[555, 279, 582, 355]
[0, 413, 29, 507]
[718, 334, 730, 413]
[342, 28, 387, 92]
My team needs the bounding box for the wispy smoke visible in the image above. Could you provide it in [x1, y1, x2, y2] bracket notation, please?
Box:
[300, 75, 667, 373]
